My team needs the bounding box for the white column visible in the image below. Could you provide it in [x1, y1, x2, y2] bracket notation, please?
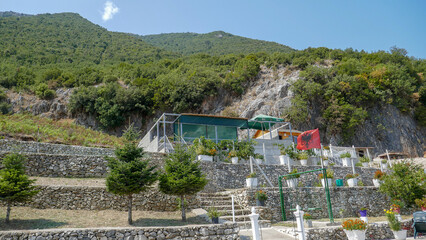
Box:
[293, 205, 306, 240]
[386, 149, 392, 168]
[249, 207, 261, 240]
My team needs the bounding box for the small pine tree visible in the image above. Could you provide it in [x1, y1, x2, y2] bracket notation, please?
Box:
[0, 153, 39, 223]
[106, 125, 158, 225]
[159, 145, 208, 221]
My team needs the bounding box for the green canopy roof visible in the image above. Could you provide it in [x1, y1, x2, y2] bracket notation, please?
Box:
[178, 114, 249, 128]
[241, 114, 284, 130]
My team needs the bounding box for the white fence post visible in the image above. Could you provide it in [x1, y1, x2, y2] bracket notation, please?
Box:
[294, 205, 306, 240]
[249, 207, 261, 240]
[231, 195, 235, 223]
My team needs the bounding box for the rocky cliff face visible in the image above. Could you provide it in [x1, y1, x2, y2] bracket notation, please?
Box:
[5, 65, 425, 156]
[216, 65, 425, 157]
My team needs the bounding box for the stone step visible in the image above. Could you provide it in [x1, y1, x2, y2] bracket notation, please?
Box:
[203, 205, 244, 211]
[221, 215, 251, 222]
[218, 209, 251, 216]
[201, 199, 232, 205]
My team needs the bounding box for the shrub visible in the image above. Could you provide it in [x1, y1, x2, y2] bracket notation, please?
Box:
[415, 198, 426, 208]
[298, 152, 309, 160]
[285, 168, 301, 179]
[35, 83, 55, 99]
[207, 207, 221, 219]
[342, 219, 368, 231]
[340, 152, 351, 158]
[379, 160, 426, 207]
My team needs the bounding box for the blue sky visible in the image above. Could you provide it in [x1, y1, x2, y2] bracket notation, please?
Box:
[1, 0, 425, 58]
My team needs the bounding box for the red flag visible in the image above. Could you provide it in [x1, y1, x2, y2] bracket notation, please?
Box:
[296, 129, 321, 150]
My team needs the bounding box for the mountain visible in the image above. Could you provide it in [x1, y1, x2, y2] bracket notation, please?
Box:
[0, 11, 31, 17]
[0, 12, 178, 67]
[140, 31, 294, 55]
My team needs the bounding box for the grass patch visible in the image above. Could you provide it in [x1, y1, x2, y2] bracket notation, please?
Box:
[0, 207, 209, 230]
[0, 113, 123, 148]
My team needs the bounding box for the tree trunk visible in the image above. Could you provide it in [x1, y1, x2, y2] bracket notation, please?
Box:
[6, 202, 11, 224]
[128, 194, 133, 225]
[180, 195, 186, 222]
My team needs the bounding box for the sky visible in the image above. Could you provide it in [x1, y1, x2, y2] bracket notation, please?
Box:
[1, 0, 425, 59]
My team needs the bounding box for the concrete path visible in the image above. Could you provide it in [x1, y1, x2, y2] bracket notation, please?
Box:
[239, 227, 295, 240]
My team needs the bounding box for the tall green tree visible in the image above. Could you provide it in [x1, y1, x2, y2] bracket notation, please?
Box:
[159, 145, 208, 221]
[106, 126, 158, 225]
[0, 153, 39, 223]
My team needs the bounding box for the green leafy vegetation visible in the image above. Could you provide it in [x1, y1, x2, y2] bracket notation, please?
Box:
[0, 153, 39, 223]
[284, 47, 426, 139]
[140, 31, 294, 56]
[379, 160, 426, 207]
[0, 114, 123, 147]
[0, 13, 424, 136]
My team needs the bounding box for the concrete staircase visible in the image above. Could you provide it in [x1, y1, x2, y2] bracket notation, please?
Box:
[199, 192, 271, 229]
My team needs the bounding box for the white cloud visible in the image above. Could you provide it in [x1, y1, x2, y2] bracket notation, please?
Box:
[102, 1, 119, 21]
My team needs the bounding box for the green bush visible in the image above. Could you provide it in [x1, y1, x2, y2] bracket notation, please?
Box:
[35, 83, 55, 99]
[379, 160, 426, 207]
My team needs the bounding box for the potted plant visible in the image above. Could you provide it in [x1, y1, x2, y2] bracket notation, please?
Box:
[193, 137, 217, 162]
[359, 207, 368, 222]
[415, 197, 426, 212]
[280, 145, 298, 166]
[298, 152, 309, 166]
[318, 169, 334, 188]
[254, 154, 265, 164]
[340, 152, 351, 166]
[385, 208, 407, 240]
[342, 219, 367, 240]
[322, 156, 329, 166]
[373, 170, 385, 187]
[345, 173, 359, 187]
[304, 213, 313, 228]
[276, 144, 288, 165]
[255, 190, 267, 206]
[381, 159, 388, 170]
[285, 168, 300, 188]
[307, 149, 319, 165]
[207, 207, 221, 224]
[246, 172, 258, 188]
[228, 150, 238, 164]
[359, 156, 370, 167]
[237, 140, 256, 162]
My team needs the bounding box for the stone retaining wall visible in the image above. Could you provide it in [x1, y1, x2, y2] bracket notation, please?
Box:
[1, 185, 200, 212]
[306, 220, 413, 240]
[232, 187, 416, 222]
[0, 139, 115, 156]
[0, 223, 240, 240]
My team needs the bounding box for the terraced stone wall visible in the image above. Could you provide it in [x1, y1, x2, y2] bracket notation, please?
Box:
[0, 139, 115, 156]
[3, 185, 200, 212]
[233, 187, 418, 222]
[0, 223, 240, 240]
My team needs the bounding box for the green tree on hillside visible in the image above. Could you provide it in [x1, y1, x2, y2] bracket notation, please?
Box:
[0, 153, 39, 224]
[159, 145, 208, 221]
[106, 126, 158, 224]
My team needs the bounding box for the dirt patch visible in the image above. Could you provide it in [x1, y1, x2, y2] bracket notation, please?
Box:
[0, 207, 208, 230]
[32, 177, 106, 187]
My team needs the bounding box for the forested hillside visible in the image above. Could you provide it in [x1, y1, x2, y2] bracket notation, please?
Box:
[140, 31, 294, 55]
[0, 12, 425, 154]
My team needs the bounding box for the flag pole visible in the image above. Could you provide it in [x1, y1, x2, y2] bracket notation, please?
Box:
[320, 144, 324, 168]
